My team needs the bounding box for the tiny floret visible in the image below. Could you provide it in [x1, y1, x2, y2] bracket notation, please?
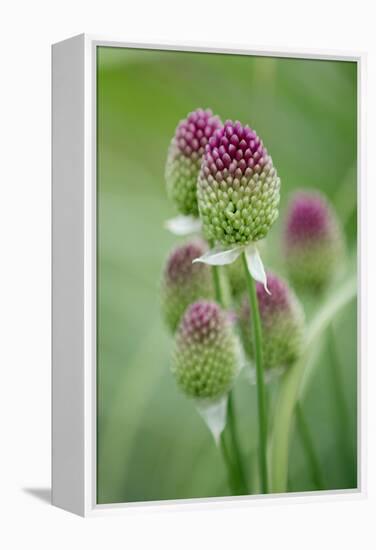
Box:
[240, 273, 304, 371]
[161, 240, 214, 332]
[197, 120, 281, 246]
[283, 191, 344, 291]
[172, 301, 239, 399]
[166, 108, 222, 216]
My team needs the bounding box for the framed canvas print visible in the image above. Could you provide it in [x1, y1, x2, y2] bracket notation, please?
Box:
[52, 34, 364, 517]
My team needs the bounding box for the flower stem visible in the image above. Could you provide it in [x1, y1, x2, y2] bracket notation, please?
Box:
[227, 392, 248, 492]
[295, 401, 325, 490]
[241, 251, 269, 494]
[219, 430, 241, 495]
[211, 264, 222, 304]
[211, 260, 248, 494]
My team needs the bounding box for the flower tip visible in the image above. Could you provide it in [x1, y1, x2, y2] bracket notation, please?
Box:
[197, 119, 280, 246]
[165, 108, 222, 216]
[239, 272, 305, 372]
[283, 190, 345, 291]
[172, 300, 239, 399]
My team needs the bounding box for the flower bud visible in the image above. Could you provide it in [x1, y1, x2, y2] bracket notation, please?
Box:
[197, 120, 280, 246]
[283, 191, 344, 291]
[161, 240, 214, 332]
[165, 108, 222, 216]
[172, 300, 239, 399]
[240, 273, 304, 371]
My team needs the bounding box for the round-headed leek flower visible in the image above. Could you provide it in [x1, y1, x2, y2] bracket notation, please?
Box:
[240, 273, 304, 372]
[161, 240, 214, 333]
[172, 300, 239, 400]
[197, 120, 280, 246]
[165, 108, 222, 217]
[283, 191, 344, 291]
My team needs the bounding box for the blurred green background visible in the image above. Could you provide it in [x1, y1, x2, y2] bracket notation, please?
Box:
[97, 47, 357, 504]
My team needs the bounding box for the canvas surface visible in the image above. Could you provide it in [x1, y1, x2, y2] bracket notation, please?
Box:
[96, 47, 357, 504]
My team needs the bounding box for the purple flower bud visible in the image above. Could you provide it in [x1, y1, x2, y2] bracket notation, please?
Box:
[240, 273, 304, 371]
[283, 191, 344, 291]
[197, 120, 280, 245]
[166, 108, 222, 216]
[161, 240, 214, 332]
[172, 300, 239, 399]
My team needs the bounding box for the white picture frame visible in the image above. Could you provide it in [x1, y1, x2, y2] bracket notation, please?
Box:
[52, 34, 365, 517]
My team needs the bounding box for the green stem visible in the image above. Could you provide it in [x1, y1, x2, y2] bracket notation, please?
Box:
[211, 259, 248, 494]
[296, 401, 325, 490]
[227, 392, 248, 493]
[219, 431, 241, 494]
[212, 264, 222, 304]
[241, 251, 269, 494]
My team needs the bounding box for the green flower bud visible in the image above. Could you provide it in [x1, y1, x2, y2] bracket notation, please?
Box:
[165, 108, 222, 216]
[197, 120, 280, 245]
[172, 300, 239, 399]
[161, 240, 214, 332]
[240, 273, 304, 371]
[283, 191, 345, 291]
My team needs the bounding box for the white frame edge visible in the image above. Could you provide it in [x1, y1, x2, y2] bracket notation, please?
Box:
[52, 34, 86, 516]
[51, 33, 366, 517]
